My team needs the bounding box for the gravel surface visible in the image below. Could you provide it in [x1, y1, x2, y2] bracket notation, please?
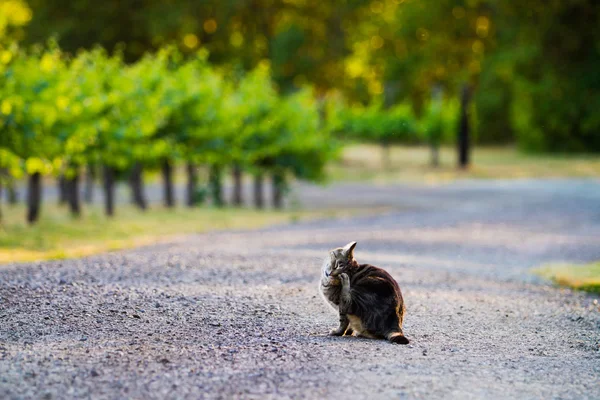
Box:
[1, 179, 600, 399]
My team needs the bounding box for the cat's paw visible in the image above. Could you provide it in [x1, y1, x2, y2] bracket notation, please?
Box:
[339, 273, 350, 287]
[329, 329, 345, 336]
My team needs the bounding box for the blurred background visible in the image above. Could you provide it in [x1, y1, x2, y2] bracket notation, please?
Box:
[0, 0, 599, 262]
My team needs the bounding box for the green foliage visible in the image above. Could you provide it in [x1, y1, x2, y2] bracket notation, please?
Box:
[344, 0, 599, 152]
[535, 262, 600, 294]
[500, 1, 600, 152]
[230, 63, 280, 171]
[420, 96, 460, 146]
[473, 56, 514, 144]
[15, 0, 600, 155]
[421, 100, 444, 148]
[270, 88, 336, 182]
[1, 42, 66, 175]
[0, 0, 31, 44]
[2, 0, 598, 202]
[167, 51, 236, 167]
[0, 42, 335, 210]
[341, 102, 419, 145]
[229, 65, 338, 181]
[511, 70, 600, 152]
[24, 0, 367, 95]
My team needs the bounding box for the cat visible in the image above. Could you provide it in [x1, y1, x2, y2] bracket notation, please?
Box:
[319, 241, 409, 344]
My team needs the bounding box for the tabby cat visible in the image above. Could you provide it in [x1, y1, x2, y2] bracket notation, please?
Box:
[319, 241, 409, 344]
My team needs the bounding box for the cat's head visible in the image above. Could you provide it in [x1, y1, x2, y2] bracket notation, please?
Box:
[324, 241, 357, 277]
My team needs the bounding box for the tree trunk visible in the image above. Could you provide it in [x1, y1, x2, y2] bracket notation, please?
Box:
[253, 174, 264, 209]
[186, 162, 198, 207]
[381, 81, 398, 171]
[66, 171, 81, 217]
[58, 175, 67, 205]
[232, 164, 243, 207]
[129, 163, 147, 210]
[430, 85, 442, 168]
[458, 84, 472, 169]
[431, 143, 440, 167]
[162, 159, 175, 208]
[27, 172, 42, 224]
[272, 172, 285, 209]
[7, 180, 17, 204]
[381, 141, 391, 170]
[84, 164, 95, 204]
[209, 165, 223, 207]
[102, 165, 115, 217]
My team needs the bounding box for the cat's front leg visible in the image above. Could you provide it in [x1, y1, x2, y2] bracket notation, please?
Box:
[330, 273, 353, 336]
[329, 314, 350, 336]
[339, 273, 351, 306]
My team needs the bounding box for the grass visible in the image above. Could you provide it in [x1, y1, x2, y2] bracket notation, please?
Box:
[328, 144, 600, 184]
[0, 203, 368, 264]
[535, 262, 600, 294]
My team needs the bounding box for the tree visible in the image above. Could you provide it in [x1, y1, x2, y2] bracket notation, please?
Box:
[56, 48, 124, 217]
[341, 101, 418, 168]
[256, 87, 337, 208]
[231, 63, 280, 208]
[0, 1, 31, 218]
[342, 0, 497, 166]
[0, 0, 31, 44]
[93, 48, 180, 214]
[1, 44, 67, 223]
[498, 0, 600, 152]
[159, 50, 233, 207]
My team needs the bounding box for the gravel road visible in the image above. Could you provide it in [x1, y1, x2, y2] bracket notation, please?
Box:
[1, 179, 600, 399]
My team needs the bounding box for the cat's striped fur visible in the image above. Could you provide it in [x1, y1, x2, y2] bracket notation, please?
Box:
[319, 241, 409, 344]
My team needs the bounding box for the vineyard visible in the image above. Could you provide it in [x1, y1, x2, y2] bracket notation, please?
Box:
[0, 42, 466, 225]
[0, 44, 339, 223]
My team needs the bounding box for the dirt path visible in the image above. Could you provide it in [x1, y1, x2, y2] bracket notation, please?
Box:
[1, 179, 600, 399]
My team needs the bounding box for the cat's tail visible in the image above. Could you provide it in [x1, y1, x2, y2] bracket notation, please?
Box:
[387, 332, 410, 345]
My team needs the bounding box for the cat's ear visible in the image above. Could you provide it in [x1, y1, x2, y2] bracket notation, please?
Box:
[342, 241, 357, 259]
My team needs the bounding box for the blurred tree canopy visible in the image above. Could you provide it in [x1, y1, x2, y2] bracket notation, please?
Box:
[0, 0, 31, 43]
[13, 0, 600, 152]
[25, 0, 370, 94]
